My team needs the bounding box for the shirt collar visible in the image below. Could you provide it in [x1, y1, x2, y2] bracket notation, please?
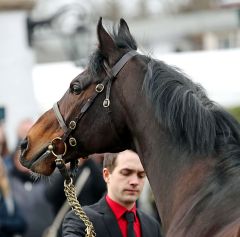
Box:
[106, 195, 137, 220]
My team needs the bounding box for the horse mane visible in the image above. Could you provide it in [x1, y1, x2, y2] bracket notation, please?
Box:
[143, 59, 240, 156]
[143, 61, 240, 229]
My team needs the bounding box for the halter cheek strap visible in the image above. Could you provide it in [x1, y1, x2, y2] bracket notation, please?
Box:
[53, 103, 68, 133]
[103, 51, 138, 107]
[51, 50, 138, 161]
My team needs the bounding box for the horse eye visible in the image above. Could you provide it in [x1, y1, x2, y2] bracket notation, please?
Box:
[70, 82, 82, 95]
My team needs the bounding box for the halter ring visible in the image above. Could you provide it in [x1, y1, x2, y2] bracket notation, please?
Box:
[49, 137, 67, 157]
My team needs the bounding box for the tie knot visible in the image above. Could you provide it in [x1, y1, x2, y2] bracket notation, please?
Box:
[124, 211, 135, 223]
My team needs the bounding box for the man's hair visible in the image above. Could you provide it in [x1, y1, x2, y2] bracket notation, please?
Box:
[103, 152, 119, 173]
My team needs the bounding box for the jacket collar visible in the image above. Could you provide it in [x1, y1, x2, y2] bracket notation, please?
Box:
[93, 196, 122, 237]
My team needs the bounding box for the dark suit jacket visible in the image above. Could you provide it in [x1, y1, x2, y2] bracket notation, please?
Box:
[62, 196, 162, 237]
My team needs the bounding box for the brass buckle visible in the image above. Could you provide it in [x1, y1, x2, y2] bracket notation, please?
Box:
[103, 99, 110, 107]
[69, 121, 76, 130]
[95, 84, 104, 93]
[69, 137, 77, 147]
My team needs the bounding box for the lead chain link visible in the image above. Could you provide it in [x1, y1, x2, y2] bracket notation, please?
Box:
[64, 179, 96, 237]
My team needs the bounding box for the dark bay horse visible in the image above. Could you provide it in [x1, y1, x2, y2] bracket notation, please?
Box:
[20, 18, 240, 236]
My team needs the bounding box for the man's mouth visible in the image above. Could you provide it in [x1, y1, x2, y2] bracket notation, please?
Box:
[125, 189, 139, 194]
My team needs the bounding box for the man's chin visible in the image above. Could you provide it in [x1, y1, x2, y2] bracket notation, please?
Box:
[123, 195, 138, 203]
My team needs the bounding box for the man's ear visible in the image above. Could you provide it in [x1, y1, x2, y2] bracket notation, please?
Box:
[97, 17, 117, 60]
[103, 168, 110, 183]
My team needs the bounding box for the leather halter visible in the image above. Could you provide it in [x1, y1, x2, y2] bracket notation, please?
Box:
[50, 50, 138, 160]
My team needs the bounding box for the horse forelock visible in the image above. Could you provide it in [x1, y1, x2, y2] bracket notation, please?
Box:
[89, 49, 104, 79]
[143, 59, 240, 157]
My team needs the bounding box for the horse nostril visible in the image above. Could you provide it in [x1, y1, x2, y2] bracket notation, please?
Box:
[20, 138, 28, 151]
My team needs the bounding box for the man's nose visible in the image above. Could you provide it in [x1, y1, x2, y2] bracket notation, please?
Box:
[129, 175, 139, 185]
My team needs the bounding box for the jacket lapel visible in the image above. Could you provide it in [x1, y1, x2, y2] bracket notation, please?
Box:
[96, 197, 122, 237]
[137, 210, 151, 237]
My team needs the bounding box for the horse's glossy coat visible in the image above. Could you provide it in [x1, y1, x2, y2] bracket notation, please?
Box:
[20, 18, 240, 236]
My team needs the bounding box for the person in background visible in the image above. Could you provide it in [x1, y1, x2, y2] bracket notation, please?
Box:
[62, 150, 162, 237]
[0, 123, 9, 159]
[4, 118, 33, 171]
[0, 125, 27, 237]
[6, 118, 54, 237]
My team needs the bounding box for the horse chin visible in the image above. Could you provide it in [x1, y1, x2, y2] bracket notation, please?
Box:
[32, 163, 55, 176]
[30, 157, 56, 176]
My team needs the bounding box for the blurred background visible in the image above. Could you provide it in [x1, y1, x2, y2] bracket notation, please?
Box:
[0, 0, 240, 149]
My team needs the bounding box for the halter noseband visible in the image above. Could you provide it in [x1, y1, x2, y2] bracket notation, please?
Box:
[50, 50, 138, 165]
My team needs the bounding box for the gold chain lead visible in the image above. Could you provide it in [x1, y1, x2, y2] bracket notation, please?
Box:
[64, 179, 96, 237]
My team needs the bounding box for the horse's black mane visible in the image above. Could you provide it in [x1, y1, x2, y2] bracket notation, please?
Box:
[88, 21, 240, 159]
[143, 59, 240, 157]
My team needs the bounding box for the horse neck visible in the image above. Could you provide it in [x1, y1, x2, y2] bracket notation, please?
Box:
[116, 76, 217, 232]
[130, 115, 215, 230]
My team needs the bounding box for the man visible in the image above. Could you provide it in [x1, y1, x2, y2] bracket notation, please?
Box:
[62, 150, 162, 237]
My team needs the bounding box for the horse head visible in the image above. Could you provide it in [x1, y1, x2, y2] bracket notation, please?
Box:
[20, 18, 146, 176]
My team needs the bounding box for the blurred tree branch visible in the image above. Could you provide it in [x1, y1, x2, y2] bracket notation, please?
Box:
[162, 0, 221, 14]
[0, 0, 35, 10]
[104, 0, 121, 20]
[228, 106, 240, 122]
[99, 0, 222, 21]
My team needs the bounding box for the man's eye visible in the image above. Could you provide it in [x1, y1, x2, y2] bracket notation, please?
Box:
[121, 170, 130, 176]
[138, 173, 146, 178]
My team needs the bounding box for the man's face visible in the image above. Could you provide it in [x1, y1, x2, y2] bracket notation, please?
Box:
[103, 150, 146, 208]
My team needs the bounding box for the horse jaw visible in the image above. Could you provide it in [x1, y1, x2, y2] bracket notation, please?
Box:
[20, 150, 56, 176]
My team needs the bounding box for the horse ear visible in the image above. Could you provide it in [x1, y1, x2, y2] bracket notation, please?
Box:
[97, 17, 117, 59]
[118, 18, 137, 50]
[118, 18, 130, 36]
